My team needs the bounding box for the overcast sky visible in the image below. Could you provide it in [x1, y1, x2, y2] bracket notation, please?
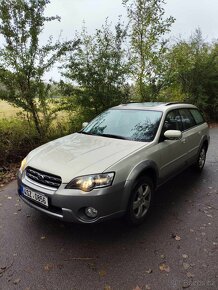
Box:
[43, 0, 218, 80]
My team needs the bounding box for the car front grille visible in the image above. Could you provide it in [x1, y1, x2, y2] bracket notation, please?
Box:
[26, 167, 62, 189]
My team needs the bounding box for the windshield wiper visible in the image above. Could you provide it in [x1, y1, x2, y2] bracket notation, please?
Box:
[97, 133, 127, 140]
[79, 131, 96, 135]
[79, 131, 127, 140]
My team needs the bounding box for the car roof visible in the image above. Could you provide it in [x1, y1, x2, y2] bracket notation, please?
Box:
[113, 102, 197, 111]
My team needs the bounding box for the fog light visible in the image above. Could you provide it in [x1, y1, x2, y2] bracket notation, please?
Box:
[85, 207, 98, 218]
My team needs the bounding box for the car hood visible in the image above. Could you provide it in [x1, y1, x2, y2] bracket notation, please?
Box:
[26, 133, 147, 183]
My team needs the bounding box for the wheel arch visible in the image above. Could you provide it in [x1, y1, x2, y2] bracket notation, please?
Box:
[198, 135, 210, 154]
[121, 160, 159, 210]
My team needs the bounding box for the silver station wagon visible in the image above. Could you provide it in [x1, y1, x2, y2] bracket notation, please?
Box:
[18, 102, 210, 225]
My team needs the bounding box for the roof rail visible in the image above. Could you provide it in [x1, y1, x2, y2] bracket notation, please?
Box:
[165, 102, 184, 106]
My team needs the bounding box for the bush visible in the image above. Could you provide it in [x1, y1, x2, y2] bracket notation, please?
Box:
[0, 118, 39, 165]
[0, 118, 71, 166]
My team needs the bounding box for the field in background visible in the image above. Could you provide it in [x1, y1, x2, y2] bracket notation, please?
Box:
[0, 100, 21, 118]
[0, 100, 68, 121]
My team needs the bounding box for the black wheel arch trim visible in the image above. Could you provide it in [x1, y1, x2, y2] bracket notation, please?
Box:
[198, 135, 210, 155]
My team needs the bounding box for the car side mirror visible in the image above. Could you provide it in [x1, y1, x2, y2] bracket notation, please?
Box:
[164, 130, 182, 140]
[82, 122, 89, 129]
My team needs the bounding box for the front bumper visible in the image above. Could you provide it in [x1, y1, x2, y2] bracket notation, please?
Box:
[17, 171, 126, 223]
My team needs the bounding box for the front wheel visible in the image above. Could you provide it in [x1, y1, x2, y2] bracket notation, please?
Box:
[195, 145, 207, 172]
[126, 176, 154, 225]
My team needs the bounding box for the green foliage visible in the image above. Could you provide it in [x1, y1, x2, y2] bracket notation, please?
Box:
[0, 0, 78, 136]
[63, 20, 131, 120]
[0, 118, 40, 164]
[123, 0, 175, 101]
[0, 117, 72, 165]
[167, 29, 218, 121]
[0, 1, 217, 170]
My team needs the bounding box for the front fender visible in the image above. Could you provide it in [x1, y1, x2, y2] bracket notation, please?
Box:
[120, 160, 159, 211]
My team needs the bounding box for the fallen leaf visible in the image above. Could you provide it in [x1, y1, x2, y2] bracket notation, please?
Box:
[44, 264, 54, 271]
[145, 285, 151, 290]
[182, 281, 191, 288]
[182, 254, 188, 259]
[183, 263, 190, 270]
[171, 233, 181, 240]
[206, 214, 213, 218]
[40, 236, 46, 240]
[7, 197, 12, 200]
[13, 278, 21, 285]
[99, 270, 106, 277]
[160, 254, 165, 259]
[159, 263, 170, 273]
[186, 272, 195, 278]
[133, 286, 142, 290]
[145, 269, 152, 274]
[190, 229, 194, 232]
[104, 285, 112, 290]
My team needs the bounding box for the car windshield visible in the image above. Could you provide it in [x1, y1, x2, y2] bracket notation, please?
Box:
[81, 109, 162, 142]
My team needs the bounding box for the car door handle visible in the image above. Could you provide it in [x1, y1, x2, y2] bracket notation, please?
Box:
[181, 138, 186, 144]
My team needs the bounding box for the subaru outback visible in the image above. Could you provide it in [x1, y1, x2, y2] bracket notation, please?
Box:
[17, 102, 210, 225]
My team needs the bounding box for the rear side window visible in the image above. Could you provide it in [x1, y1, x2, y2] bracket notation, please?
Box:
[190, 109, 205, 125]
[179, 109, 196, 130]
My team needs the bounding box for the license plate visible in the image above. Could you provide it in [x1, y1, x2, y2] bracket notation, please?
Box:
[23, 187, 48, 207]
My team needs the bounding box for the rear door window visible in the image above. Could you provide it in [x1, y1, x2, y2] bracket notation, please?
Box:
[179, 109, 196, 130]
[190, 109, 205, 125]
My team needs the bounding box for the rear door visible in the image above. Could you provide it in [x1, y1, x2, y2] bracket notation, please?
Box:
[179, 108, 204, 164]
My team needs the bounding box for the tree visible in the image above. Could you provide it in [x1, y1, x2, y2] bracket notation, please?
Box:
[167, 29, 218, 121]
[0, 0, 78, 136]
[63, 20, 131, 120]
[123, 0, 175, 101]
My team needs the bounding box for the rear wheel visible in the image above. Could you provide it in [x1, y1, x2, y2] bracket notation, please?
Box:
[126, 176, 154, 225]
[195, 145, 207, 172]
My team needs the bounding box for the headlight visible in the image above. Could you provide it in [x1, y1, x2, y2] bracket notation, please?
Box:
[65, 172, 115, 192]
[20, 157, 27, 173]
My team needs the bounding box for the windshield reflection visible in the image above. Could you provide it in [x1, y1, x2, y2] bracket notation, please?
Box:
[82, 109, 162, 142]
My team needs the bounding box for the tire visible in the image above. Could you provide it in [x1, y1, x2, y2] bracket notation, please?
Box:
[195, 145, 207, 172]
[126, 176, 154, 225]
